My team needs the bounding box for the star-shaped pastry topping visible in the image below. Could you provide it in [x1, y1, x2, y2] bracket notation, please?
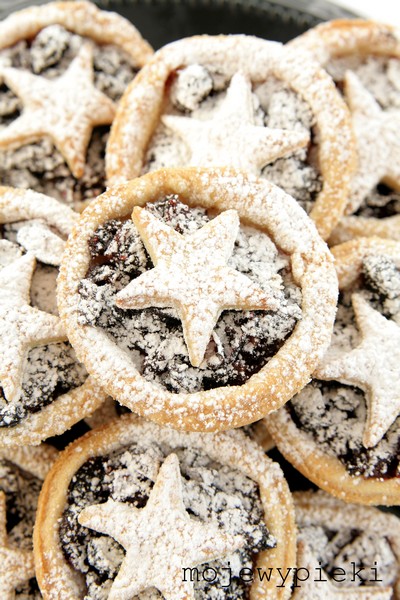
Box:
[344, 71, 400, 214]
[0, 252, 66, 403]
[293, 542, 392, 599]
[0, 43, 116, 178]
[79, 453, 244, 599]
[315, 294, 400, 448]
[0, 492, 35, 599]
[162, 72, 310, 174]
[115, 207, 277, 367]
[16, 221, 66, 266]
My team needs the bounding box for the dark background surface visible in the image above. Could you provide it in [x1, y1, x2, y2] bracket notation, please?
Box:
[0, 0, 357, 46]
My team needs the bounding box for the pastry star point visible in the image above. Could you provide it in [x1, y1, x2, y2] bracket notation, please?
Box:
[0, 492, 35, 599]
[115, 207, 278, 367]
[344, 70, 400, 214]
[315, 293, 400, 448]
[79, 453, 244, 599]
[0, 42, 116, 178]
[162, 71, 309, 174]
[0, 252, 67, 403]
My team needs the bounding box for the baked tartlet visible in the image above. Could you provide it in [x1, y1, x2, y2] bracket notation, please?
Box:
[292, 20, 400, 243]
[0, 443, 58, 597]
[267, 237, 400, 505]
[34, 415, 295, 600]
[57, 167, 338, 432]
[106, 34, 355, 240]
[292, 490, 399, 598]
[0, 0, 153, 211]
[0, 186, 106, 446]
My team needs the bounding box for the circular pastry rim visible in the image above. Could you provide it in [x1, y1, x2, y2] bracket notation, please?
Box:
[34, 414, 296, 600]
[105, 34, 356, 241]
[293, 489, 400, 597]
[57, 166, 338, 432]
[291, 19, 400, 241]
[0, 186, 107, 446]
[266, 237, 400, 506]
[0, 0, 153, 65]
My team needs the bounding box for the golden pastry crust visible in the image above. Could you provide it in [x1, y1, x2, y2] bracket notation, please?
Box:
[34, 414, 296, 600]
[293, 490, 400, 598]
[106, 35, 355, 241]
[292, 20, 400, 242]
[57, 167, 338, 432]
[266, 237, 400, 506]
[0, 0, 153, 64]
[0, 186, 107, 446]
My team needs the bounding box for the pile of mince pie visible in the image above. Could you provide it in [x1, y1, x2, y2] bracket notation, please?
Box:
[0, 3, 399, 599]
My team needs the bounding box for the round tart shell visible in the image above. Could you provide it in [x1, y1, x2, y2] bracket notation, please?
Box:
[34, 415, 296, 600]
[0, 186, 108, 446]
[106, 35, 355, 241]
[266, 237, 400, 506]
[57, 167, 338, 432]
[0, 0, 153, 64]
[292, 20, 400, 242]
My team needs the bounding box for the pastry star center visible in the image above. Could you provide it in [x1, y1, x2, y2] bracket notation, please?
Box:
[115, 206, 277, 367]
[0, 42, 116, 178]
[162, 71, 310, 175]
[78, 453, 244, 599]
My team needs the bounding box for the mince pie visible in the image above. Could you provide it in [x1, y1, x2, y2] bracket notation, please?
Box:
[0, 186, 106, 446]
[267, 237, 400, 505]
[292, 20, 400, 243]
[106, 35, 355, 240]
[0, 443, 58, 598]
[34, 415, 296, 600]
[0, 0, 153, 211]
[57, 167, 338, 431]
[292, 490, 400, 599]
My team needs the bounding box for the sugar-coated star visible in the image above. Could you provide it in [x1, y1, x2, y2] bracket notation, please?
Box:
[16, 221, 67, 266]
[0, 253, 66, 403]
[79, 453, 244, 600]
[315, 294, 400, 448]
[0, 43, 115, 178]
[0, 492, 35, 600]
[162, 72, 309, 174]
[344, 70, 400, 214]
[115, 207, 278, 367]
[292, 542, 392, 599]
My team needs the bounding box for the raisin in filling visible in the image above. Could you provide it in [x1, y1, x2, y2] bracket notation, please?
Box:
[60, 443, 275, 599]
[354, 183, 400, 219]
[0, 25, 138, 207]
[288, 255, 400, 479]
[0, 460, 42, 597]
[78, 196, 302, 393]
